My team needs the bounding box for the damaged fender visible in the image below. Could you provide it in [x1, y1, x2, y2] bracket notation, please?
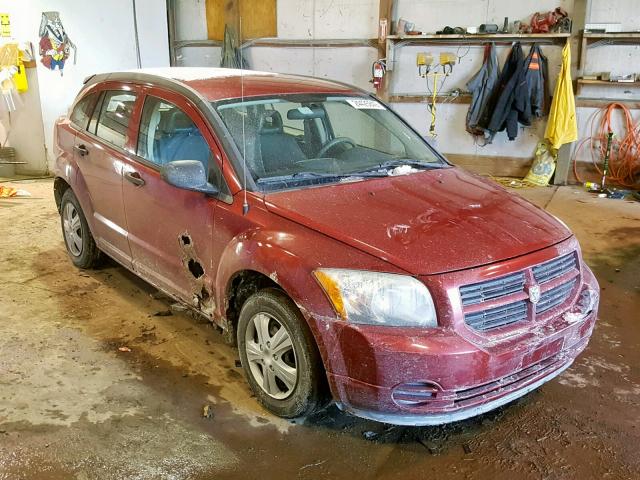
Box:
[212, 225, 406, 384]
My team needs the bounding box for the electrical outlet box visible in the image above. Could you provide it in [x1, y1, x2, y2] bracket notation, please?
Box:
[416, 52, 433, 66]
[440, 52, 457, 65]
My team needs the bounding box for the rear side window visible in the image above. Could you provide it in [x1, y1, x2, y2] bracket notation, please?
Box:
[70, 92, 98, 130]
[93, 91, 137, 149]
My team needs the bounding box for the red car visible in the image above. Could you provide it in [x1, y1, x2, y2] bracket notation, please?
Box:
[53, 68, 599, 425]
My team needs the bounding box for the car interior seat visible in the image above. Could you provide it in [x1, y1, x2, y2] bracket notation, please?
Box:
[155, 109, 210, 169]
[258, 110, 306, 174]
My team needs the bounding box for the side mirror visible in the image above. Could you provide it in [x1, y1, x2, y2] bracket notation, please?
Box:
[161, 160, 218, 195]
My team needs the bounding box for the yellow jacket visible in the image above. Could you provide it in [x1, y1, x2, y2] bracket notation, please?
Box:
[545, 40, 577, 150]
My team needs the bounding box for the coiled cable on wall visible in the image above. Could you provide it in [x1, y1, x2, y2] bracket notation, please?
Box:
[572, 103, 640, 187]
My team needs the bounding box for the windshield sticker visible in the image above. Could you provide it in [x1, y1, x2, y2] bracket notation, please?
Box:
[343, 98, 385, 110]
[297, 106, 314, 114]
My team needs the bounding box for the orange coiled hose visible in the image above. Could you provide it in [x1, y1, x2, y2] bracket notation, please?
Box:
[572, 103, 640, 187]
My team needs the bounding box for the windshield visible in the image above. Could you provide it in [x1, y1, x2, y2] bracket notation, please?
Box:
[213, 94, 447, 191]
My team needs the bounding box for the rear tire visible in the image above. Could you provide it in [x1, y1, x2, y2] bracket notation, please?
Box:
[237, 288, 326, 418]
[60, 188, 102, 269]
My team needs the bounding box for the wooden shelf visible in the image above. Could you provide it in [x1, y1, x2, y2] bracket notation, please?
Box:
[389, 93, 472, 104]
[242, 38, 377, 49]
[577, 78, 640, 95]
[582, 32, 640, 39]
[576, 98, 640, 108]
[579, 30, 640, 69]
[384, 33, 569, 73]
[386, 33, 570, 41]
[173, 38, 377, 50]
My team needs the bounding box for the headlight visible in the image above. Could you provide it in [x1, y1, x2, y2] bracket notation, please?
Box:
[313, 269, 438, 327]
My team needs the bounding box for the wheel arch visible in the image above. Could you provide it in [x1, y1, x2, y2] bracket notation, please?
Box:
[53, 177, 71, 213]
[214, 229, 336, 354]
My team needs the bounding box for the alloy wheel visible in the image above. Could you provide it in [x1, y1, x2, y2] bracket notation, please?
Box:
[244, 312, 298, 399]
[63, 202, 83, 257]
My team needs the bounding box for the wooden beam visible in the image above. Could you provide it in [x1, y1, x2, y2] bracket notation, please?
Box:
[377, 0, 394, 103]
[389, 94, 472, 104]
[553, 143, 572, 185]
[445, 153, 533, 178]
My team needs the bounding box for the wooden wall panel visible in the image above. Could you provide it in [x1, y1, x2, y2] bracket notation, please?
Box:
[206, 0, 276, 41]
[240, 0, 276, 40]
[205, 0, 226, 41]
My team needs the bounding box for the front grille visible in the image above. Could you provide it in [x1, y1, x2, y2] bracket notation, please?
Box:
[533, 252, 577, 284]
[536, 279, 577, 314]
[459, 251, 580, 332]
[464, 300, 527, 331]
[459, 272, 525, 306]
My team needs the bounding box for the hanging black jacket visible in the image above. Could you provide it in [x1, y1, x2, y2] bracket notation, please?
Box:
[486, 42, 526, 141]
[486, 43, 549, 141]
[517, 44, 549, 126]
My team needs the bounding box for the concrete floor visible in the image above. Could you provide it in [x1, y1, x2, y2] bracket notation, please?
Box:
[0, 179, 639, 480]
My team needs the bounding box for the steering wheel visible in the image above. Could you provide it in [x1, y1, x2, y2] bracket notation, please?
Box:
[316, 137, 356, 158]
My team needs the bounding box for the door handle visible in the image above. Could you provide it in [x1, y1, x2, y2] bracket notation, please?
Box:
[74, 144, 89, 157]
[124, 171, 145, 187]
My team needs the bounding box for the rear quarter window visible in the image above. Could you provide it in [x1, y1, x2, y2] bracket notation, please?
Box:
[70, 92, 98, 130]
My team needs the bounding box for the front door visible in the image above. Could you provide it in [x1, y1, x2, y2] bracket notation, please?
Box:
[121, 89, 223, 313]
[74, 88, 139, 268]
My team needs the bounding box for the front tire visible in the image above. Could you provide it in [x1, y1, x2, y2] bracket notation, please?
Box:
[237, 288, 326, 418]
[60, 188, 102, 269]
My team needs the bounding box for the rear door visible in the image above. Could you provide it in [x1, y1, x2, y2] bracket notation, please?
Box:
[73, 85, 141, 267]
[121, 87, 224, 311]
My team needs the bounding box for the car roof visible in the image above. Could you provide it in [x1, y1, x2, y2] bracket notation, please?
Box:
[105, 67, 360, 101]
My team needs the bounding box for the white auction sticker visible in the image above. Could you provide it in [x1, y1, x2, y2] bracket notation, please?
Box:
[344, 98, 385, 110]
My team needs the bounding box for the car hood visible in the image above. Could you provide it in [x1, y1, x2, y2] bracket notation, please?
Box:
[263, 167, 572, 275]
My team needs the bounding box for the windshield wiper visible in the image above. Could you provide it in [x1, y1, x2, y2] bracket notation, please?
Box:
[348, 158, 442, 176]
[379, 158, 442, 169]
[257, 170, 388, 184]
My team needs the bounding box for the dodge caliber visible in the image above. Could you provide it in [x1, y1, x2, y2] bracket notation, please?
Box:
[53, 68, 599, 425]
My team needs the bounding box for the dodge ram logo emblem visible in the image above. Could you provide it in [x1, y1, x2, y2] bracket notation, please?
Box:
[528, 285, 541, 304]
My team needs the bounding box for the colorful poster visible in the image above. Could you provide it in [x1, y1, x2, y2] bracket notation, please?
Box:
[38, 11, 76, 76]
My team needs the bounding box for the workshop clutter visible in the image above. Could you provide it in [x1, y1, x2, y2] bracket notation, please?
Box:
[520, 8, 571, 34]
[0, 41, 32, 113]
[393, 8, 571, 37]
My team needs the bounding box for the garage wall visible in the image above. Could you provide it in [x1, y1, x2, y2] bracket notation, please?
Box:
[174, 0, 570, 158]
[0, 0, 169, 174]
[174, 0, 640, 175]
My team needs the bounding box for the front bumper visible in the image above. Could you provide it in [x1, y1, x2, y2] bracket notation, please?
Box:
[340, 358, 574, 426]
[313, 262, 599, 426]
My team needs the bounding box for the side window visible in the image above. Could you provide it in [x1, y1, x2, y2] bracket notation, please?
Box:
[94, 91, 137, 149]
[137, 95, 218, 185]
[70, 92, 98, 130]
